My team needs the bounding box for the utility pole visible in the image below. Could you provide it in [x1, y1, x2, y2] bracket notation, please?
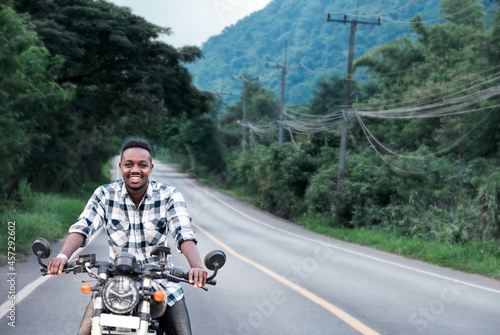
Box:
[266, 60, 287, 144]
[327, 10, 380, 189]
[267, 41, 300, 145]
[211, 90, 233, 128]
[327, 5, 380, 226]
[232, 75, 259, 144]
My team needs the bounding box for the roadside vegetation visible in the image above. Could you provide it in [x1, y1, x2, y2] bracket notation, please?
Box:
[163, 166, 500, 280]
[2, 1, 499, 280]
[0, 163, 110, 264]
[158, 1, 500, 279]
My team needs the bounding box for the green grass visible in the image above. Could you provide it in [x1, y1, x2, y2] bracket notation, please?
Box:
[301, 216, 500, 279]
[0, 192, 86, 264]
[0, 161, 111, 265]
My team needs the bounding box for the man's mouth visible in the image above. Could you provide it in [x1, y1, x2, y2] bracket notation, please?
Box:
[129, 175, 143, 182]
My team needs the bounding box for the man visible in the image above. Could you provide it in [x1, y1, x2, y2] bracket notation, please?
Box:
[47, 139, 207, 335]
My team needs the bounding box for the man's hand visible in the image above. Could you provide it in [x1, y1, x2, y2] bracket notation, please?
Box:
[46, 233, 84, 277]
[47, 256, 69, 277]
[180, 240, 207, 287]
[188, 267, 208, 288]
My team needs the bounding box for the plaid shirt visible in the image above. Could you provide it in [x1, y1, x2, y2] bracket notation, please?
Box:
[69, 179, 197, 306]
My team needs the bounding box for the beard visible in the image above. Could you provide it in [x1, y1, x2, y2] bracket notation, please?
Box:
[125, 174, 148, 191]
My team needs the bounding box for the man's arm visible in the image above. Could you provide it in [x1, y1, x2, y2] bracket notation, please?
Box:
[47, 232, 85, 277]
[180, 240, 207, 288]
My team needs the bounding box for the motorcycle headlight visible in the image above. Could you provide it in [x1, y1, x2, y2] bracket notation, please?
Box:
[102, 276, 140, 314]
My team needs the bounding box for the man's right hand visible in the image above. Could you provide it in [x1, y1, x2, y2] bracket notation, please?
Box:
[47, 256, 69, 277]
[46, 232, 85, 277]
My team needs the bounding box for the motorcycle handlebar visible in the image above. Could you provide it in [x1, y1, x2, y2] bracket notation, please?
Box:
[41, 260, 217, 287]
[34, 238, 225, 287]
[170, 266, 217, 286]
[40, 260, 80, 276]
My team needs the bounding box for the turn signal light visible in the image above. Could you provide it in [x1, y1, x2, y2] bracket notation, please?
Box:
[153, 290, 165, 302]
[81, 284, 92, 294]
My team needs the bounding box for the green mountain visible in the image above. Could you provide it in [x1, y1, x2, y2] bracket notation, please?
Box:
[188, 0, 441, 105]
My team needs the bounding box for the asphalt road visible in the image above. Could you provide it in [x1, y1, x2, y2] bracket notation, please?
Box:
[1, 157, 500, 334]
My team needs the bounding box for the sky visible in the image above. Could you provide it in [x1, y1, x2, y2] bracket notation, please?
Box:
[108, 0, 273, 48]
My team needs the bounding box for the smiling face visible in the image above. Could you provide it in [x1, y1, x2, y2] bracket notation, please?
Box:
[119, 147, 153, 194]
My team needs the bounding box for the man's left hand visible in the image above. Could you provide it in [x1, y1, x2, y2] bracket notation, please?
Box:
[188, 268, 207, 288]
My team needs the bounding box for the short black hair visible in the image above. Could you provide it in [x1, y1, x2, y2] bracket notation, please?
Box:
[121, 139, 152, 159]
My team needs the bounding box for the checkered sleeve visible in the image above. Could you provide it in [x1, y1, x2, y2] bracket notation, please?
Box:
[166, 187, 197, 253]
[69, 186, 107, 247]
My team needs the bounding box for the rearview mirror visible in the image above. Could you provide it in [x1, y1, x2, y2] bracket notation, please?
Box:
[204, 250, 226, 271]
[31, 238, 52, 259]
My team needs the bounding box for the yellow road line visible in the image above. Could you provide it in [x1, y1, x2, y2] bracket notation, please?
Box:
[172, 167, 500, 296]
[193, 221, 381, 335]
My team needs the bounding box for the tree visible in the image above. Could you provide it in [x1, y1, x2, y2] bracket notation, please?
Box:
[162, 114, 225, 174]
[440, 0, 485, 29]
[0, 3, 73, 197]
[351, 0, 497, 156]
[309, 74, 352, 115]
[12, 0, 214, 190]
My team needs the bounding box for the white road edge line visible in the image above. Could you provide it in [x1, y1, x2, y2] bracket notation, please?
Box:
[167, 166, 500, 295]
[0, 229, 104, 319]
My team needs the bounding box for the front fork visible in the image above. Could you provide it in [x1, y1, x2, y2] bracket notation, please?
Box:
[137, 277, 153, 335]
[91, 295, 104, 335]
[91, 270, 108, 335]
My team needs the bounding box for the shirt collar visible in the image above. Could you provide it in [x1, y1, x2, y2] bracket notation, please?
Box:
[120, 179, 153, 201]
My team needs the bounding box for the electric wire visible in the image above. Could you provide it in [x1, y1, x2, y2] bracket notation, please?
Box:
[354, 107, 495, 174]
[299, 62, 340, 74]
[246, 121, 277, 134]
[380, 0, 486, 24]
[355, 84, 500, 119]
[348, 0, 423, 18]
[354, 66, 500, 111]
[281, 106, 345, 134]
[269, 80, 500, 145]
[327, 0, 384, 15]
[354, 107, 494, 159]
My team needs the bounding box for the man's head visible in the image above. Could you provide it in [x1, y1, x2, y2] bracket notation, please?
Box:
[119, 139, 153, 193]
[121, 139, 153, 163]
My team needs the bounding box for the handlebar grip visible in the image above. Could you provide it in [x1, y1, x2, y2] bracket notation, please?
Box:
[172, 266, 216, 285]
[171, 266, 188, 280]
[40, 260, 76, 276]
[63, 260, 77, 273]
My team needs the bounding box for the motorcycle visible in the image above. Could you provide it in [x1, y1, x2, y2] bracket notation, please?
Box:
[31, 237, 226, 335]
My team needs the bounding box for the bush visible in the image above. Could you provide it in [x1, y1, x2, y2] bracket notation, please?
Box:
[405, 204, 480, 243]
[225, 142, 320, 220]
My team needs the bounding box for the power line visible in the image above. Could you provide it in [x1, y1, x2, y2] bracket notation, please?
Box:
[355, 108, 494, 159]
[355, 84, 500, 119]
[327, 0, 384, 15]
[348, 0, 423, 18]
[379, 0, 486, 24]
